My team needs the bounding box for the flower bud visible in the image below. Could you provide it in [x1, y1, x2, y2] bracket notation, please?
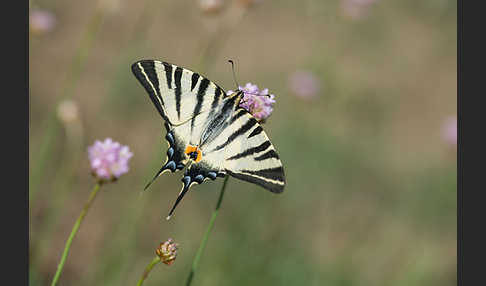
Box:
[156, 238, 178, 265]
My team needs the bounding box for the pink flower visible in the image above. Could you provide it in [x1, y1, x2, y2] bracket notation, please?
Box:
[289, 70, 320, 99]
[442, 116, 457, 145]
[88, 138, 133, 181]
[30, 9, 56, 35]
[228, 83, 276, 122]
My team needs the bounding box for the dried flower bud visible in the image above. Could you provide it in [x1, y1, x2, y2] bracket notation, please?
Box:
[156, 238, 178, 265]
[88, 138, 133, 182]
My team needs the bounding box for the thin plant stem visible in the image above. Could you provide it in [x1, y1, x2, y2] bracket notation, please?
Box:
[186, 175, 230, 286]
[30, 7, 105, 204]
[50, 182, 102, 286]
[136, 256, 161, 286]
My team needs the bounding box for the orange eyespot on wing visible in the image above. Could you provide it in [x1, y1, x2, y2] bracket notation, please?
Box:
[185, 145, 197, 154]
[185, 145, 203, 162]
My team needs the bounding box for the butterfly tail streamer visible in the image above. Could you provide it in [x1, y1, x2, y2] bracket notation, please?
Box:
[143, 160, 179, 191]
[166, 176, 192, 220]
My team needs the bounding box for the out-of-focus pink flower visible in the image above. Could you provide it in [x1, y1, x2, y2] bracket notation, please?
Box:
[289, 70, 320, 99]
[88, 138, 133, 182]
[199, 0, 224, 15]
[228, 83, 276, 122]
[340, 0, 378, 20]
[30, 9, 56, 35]
[156, 238, 179, 265]
[442, 116, 457, 145]
[57, 99, 79, 123]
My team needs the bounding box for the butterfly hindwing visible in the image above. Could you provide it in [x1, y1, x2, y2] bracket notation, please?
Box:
[220, 110, 285, 193]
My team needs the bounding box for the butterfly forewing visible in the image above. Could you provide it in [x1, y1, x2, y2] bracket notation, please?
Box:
[131, 60, 226, 126]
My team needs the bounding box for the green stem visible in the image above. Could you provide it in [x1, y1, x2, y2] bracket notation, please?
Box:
[50, 182, 102, 286]
[186, 176, 229, 286]
[30, 7, 104, 204]
[136, 256, 161, 286]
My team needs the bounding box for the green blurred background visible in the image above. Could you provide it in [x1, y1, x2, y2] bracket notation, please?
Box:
[29, 0, 457, 285]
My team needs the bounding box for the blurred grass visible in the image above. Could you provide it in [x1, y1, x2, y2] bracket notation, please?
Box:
[30, 0, 456, 285]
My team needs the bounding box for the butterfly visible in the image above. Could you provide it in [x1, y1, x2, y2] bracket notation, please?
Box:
[131, 60, 285, 219]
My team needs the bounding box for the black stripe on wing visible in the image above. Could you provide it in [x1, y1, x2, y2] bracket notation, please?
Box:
[241, 166, 285, 181]
[254, 149, 280, 161]
[230, 109, 249, 124]
[248, 126, 263, 138]
[191, 73, 200, 91]
[131, 61, 167, 119]
[212, 117, 258, 152]
[227, 167, 285, 193]
[191, 78, 210, 133]
[162, 62, 173, 89]
[174, 66, 183, 119]
[227, 141, 272, 160]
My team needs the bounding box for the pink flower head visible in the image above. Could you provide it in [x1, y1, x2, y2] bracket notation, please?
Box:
[156, 238, 179, 265]
[228, 83, 276, 122]
[289, 70, 320, 99]
[30, 9, 56, 35]
[442, 116, 457, 145]
[88, 138, 133, 181]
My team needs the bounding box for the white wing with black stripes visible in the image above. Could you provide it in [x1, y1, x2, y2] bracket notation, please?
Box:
[222, 111, 285, 193]
[132, 60, 226, 126]
[131, 59, 285, 219]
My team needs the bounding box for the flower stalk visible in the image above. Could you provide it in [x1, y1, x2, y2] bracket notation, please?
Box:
[186, 175, 229, 286]
[136, 238, 178, 286]
[50, 182, 102, 286]
[136, 256, 161, 286]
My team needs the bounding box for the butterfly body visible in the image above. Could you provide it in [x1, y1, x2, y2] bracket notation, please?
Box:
[131, 60, 285, 218]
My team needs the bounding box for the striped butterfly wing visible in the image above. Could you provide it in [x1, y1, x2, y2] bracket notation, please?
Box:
[132, 60, 226, 189]
[219, 110, 285, 193]
[131, 60, 226, 126]
[195, 105, 285, 193]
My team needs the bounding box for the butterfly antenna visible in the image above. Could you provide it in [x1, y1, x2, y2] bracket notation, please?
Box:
[228, 60, 240, 90]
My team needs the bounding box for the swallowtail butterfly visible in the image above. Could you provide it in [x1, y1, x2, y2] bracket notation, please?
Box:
[131, 60, 286, 219]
